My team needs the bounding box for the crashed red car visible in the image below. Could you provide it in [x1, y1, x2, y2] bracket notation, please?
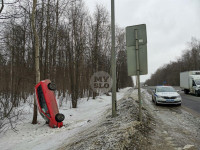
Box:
[35, 79, 65, 128]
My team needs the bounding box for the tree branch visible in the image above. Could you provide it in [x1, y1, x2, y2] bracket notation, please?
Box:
[0, 0, 4, 14]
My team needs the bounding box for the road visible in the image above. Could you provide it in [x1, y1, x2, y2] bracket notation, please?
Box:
[144, 86, 200, 117]
[141, 88, 200, 149]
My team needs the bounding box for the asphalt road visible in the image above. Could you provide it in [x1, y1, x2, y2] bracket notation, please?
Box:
[144, 86, 200, 117]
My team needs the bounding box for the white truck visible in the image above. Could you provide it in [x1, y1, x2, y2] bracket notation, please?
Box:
[180, 71, 200, 96]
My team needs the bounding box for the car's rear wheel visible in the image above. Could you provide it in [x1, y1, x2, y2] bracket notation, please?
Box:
[184, 89, 189, 94]
[48, 83, 56, 91]
[55, 113, 65, 122]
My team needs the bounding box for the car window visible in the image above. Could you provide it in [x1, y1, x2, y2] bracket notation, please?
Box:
[37, 85, 49, 115]
[193, 80, 196, 86]
[195, 80, 200, 85]
[156, 87, 176, 92]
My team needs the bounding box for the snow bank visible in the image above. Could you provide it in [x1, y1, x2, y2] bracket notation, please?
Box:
[0, 87, 131, 150]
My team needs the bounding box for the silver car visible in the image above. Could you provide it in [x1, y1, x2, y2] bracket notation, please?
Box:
[152, 86, 182, 105]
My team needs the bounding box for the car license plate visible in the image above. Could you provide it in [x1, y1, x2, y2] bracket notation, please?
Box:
[166, 99, 174, 102]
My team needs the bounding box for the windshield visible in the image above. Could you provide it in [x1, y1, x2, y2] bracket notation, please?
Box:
[156, 86, 176, 92]
[37, 85, 49, 114]
[195, 80, 200, 85]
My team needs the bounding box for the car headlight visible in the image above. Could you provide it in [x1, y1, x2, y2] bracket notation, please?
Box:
[177, 95, 181, 99]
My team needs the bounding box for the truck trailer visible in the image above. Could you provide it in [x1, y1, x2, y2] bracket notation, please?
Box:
[180, 71, 200, 96]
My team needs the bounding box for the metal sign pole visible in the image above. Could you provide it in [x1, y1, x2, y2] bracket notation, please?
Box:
[135, 76, 138, 88]
[135, 29, 142, 121]
[111, 0, 117, 117]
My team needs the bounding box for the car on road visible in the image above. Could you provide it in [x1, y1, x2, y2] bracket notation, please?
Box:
[152, 86, 182, 105]
[35, 79, 65, 128]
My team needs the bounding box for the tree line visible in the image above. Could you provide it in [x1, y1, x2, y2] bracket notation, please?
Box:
[0, 0, 133, 127]
[145, 38, 200, 86]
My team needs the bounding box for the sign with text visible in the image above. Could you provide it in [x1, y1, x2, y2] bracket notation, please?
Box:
[90, 71, 112, 94]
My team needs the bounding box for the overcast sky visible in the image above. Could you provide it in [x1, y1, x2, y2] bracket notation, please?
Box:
[84, 0, 200, 82]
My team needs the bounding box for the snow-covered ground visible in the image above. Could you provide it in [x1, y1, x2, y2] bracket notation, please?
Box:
[1, 88, 200, 150]
[58, 88, 200, 150]
[0, 88, 131, 150]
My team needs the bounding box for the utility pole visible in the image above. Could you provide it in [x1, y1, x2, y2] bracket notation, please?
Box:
[111, 0, 117, 117]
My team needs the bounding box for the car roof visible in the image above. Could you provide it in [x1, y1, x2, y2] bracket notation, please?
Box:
[156, 86, 173, 88]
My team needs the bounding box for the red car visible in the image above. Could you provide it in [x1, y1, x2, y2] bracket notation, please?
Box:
[35, 79, 65, 128]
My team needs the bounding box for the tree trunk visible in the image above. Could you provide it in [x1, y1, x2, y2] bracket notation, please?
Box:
[44, 0, 50, 79]
[52, 0, 59, 82]
[31, 0, 40, 124]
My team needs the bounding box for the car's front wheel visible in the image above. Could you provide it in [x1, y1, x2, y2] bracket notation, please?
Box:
[155, 98, 159, 106]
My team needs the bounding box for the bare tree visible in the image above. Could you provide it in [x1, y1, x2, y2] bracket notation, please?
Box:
[31, 0, 40, 124]
[0, 0, 133, 113]
[44, 0, 50, 79]
[0, 0, 4, 14]
[145, 38, 200, 86]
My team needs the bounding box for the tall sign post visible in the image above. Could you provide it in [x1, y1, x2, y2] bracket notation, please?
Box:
[111, 0, 117, 117]
[126, 24, 148, 121]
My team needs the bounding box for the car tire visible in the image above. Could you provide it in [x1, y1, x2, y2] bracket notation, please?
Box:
[184, 89, 189, 94]
[55, 113, 65, 122]
[155, 98, 158, 106]
[48, 83, 56, 91]
[155, 101, 158, 106]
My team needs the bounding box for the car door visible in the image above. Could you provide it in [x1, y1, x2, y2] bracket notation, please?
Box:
[191, 80, 196, 94]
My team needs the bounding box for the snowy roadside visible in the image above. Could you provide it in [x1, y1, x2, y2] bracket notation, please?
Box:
[58, 88, 200, 150]
[141, 89, 200, 150]
[0, 88, 131, 150]
[58, 88, 153, 150]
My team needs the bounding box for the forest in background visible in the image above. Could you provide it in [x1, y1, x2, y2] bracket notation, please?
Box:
[145, 38, 200, 86]
[0, 0, 133, 127]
